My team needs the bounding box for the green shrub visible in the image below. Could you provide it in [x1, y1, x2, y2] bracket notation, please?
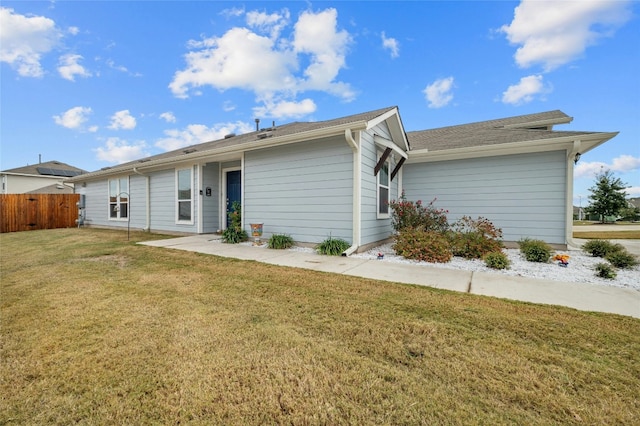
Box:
[484, 251, 510, 270]
[518, 238, 552, 263]
[268, 234, 294, 250]
[316, 236, 351, 256]
[222, 201, 248, 244]
[450, 216, 503, 259]
[582, 239, 624, 258]
[389, 190, 449, 233]
[605, 250, 639, 269]
[594, 262, 617, 279]
[393, 229, 452, 263]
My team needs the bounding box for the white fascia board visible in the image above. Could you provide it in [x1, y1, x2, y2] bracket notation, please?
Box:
[501, 116, 573, 129]
[406, 132, 617, 164]
[373, 135, 408, 159]
[366, 107, 410, 151]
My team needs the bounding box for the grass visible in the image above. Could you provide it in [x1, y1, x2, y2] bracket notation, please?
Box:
[573, 230, 640, 239]
[2, 229, 639, 425]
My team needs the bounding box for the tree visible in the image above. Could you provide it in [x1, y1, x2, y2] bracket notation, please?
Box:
[584, 169, 629, 223]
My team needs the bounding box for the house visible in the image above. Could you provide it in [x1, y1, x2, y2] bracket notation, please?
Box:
[1, 160, 86, 194]
[66, 107, 617, 251]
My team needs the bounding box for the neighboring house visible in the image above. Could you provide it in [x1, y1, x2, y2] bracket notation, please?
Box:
[66, 107, 617, 250]
[1, 161, 86, 194]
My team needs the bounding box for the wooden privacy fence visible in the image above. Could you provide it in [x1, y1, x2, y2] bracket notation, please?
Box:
[0, 194, 80, 233]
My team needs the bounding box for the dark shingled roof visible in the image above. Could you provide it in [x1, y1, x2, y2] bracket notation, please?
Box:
[114, 106, 398, 169]
[406, 110, 584, 151]
[2, 160, 87, 176]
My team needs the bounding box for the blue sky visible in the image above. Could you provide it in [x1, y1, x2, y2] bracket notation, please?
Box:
[1, 1, 639, 206]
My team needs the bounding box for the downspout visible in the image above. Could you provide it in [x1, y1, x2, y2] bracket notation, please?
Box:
[132, 167, 150, 232]
[342, 129, 361, 256]
[566, 140, 581, 249]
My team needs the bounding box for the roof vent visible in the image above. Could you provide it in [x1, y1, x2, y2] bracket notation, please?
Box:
[183, 148, 197, 154]
[224, 133, 236, 139]
[257, 132, 270, 139]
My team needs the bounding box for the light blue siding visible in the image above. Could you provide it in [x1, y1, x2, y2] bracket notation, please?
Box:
[201, 162, 220, 233]
[360, 123, 400, 245]
[148, 167, 198, 234]
[403, 151, 567, 244]
[81, 180, 108, 227]
[243, 136, 353, 244]
[129, 174, 147, 229]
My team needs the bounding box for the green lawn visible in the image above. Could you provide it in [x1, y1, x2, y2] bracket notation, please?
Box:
[1, 229, 639, 425]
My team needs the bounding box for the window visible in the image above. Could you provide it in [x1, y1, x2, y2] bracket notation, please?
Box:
[108, 177, 129, 220]
[377, 157, 390, 217]
[177, 168, 192, 222]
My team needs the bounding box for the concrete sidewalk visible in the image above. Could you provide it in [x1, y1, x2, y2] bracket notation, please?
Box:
[140, 235, 640, 319]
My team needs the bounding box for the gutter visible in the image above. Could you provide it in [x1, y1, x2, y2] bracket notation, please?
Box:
[342, 129, 361, 256]
[132, 167, 150, 232]
[406, 132, 618, 164]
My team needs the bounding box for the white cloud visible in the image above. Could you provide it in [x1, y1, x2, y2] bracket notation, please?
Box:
[223, 101, 236, 112]
[169, 7, 354, 118]
[155, 121, 254, 151]
[500, 0, 632, 71]
[574, 155, 640, 179]
[53, 106, 92, 129]
[0, 7, 62, 77]
[159, 112, 176, 123]
[67, 26, 79, 36]
[624, 187, 640, 197]
[169, 27, 297, 99]
[381, 32, 399, 58]
[501, 74, 550, 105]
[108, 110, 136, 130]
[253, 98, 317, 120]
[423, 77, 454, 108]
[293, 8, 354, 99]
[246, 9, 290, 39]
[57, 53, 91, 81]
[95, 137, 149, 164]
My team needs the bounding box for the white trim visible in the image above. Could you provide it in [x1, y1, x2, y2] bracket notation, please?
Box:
[107, 176, 129, 222]
[373, 134, 408, 159]
[376, 153, 391, 219]
[221, 166, 241, 230]
[406, 132, 618, 164]
[197, 164, 203, 234]
[343, 129, 361, 256]
[566, 140, 582, 249]
[175, 167, 194, 225]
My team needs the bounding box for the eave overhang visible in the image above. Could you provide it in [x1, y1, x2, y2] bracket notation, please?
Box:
[405, 132, 618, 164]
[66, 119, 376, 183]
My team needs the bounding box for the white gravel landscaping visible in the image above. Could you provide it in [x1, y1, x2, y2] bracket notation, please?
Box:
[350, 244, 640, 291]
[241, 240, 639, 291]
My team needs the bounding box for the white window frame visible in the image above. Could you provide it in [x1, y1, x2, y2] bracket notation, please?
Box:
[176, 167, 194, 224]
[108, 176, 129, 221]
[376, 154, 390, 219]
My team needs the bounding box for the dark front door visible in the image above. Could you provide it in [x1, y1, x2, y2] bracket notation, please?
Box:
[226, 170, 241, 228]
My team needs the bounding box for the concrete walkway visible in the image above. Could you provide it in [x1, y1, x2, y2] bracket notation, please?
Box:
[140, 235, 640, 319]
